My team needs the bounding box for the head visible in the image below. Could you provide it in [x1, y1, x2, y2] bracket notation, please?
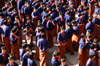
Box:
[26, 47, 31, 53]
[93, 39, 98, 45]
[60, 26, 65, 32]
[89, 53, 96, 60]
[39, 27, 45, 33]
[12, 26, 18, 34]
[67, 10, 71, 15]
[1, 46, 6, 53]
[41, 33, 46, 38]
[7, 16, 11, 22]
[26, 16, 31, 22]
[47, 5, 51, 11]
[3, 20, 8, 25]
[13, 9, 17, 15]
[33, 7, 37, 12]
[48, 16, 52, 22]
[71, 20, 77, 26]
[36, 0, 40, 5]
[70, 2, 74, 7]
[97, 11, 100, 18]
[95, 3, 99, 8]
[40, 2, 44, 7]
[79, 5, 83, 10]
[22, 43, 27, 49]
[90, 44, 95, 50]
[26, 26, 29, 31]
[63, 5, 68, 10]
[45, 14, 49, 19]
[43, 7, 46, 11]
[52, 51, 60, 58]
[5, 1, 8, 7]
[55, 0, 58, 4]
[26, 2, 30, 8]
[87, 34, 92, 40]
[37, 20, 42, 24]
[67, 22, 72, 27]
[7, 3, 11, 8]
[81, 12, 85, 17]
[81, 33, 86, 39]
[56, 4, 60, 10]
[61, 57, 66, 65]
[15, 16, 19, 22]
[88, 17, 93, 22]
[59, 12, 63, 17]
[8, 56, 14, 64]
[37, 24, 42, 29]
[29, 52, 35, 59]
[84, 7, 89, 12]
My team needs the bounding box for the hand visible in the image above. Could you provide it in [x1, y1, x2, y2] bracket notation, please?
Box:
[94, 48, 97, 51]
[59, 43, 61, 46]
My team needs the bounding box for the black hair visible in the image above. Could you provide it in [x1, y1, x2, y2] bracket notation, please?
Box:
[81, 33, 85, 38]
[89, 53, 95, 58]
[87, 34, 92, 38]
[1, 46, 6, 50]
[15, 16, 19, 19]
[53, 51, 60, 57]
[93, 39, 98, 43]
[60, 26, 65, 30]
[22, 43, 27, 49]
[41, 33, 46, 38]
[29, 52, 35, 59]
[90, 44, 95, 49]
[3, 20, 8, 25]
[61, 57, 66, 62]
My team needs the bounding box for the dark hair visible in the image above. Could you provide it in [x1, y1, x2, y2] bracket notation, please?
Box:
[43, 7, 46, 11]
[29, 52, 35, 59]
[88, 17, 93, 22]
[87, 34, 92, 38]
[13, 9, 17, 12]
[15, 16, 19, 19]
[39, 27, 45, 32]
[53, 51, 60, 57]
[60, 26, 65, 30]
[26, 47, 31, 51]
[26, 26, 29, 30]
[90, 44, 95, 49]
[41, 33, 46, 38]
[8, 56, 14, 60]
[1, 46, 6, 50]
[6, 16, 11, 19]
[67, 22, 72, 27]
[93, 39, 98, 43]
[3, 20, 8, 25]
[37, 24, 42, 27]
[89, 53, 95, 58]
[45, 14, 49, 18]
[22, 43, 27, 49]
[71, 20, 77, 24]
[81, 33, 85, 38]
[61, 57, 66, 62]
[12, 26, 18, 33]
[26, 16, 31, 20]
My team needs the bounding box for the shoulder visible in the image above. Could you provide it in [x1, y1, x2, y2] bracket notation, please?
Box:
[23, 53, 27, 57]
[6, 52, 9, 56]
[6, 63, 10, 66]
[58, 32, 61, 35]
[14, 62, 18, 65]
